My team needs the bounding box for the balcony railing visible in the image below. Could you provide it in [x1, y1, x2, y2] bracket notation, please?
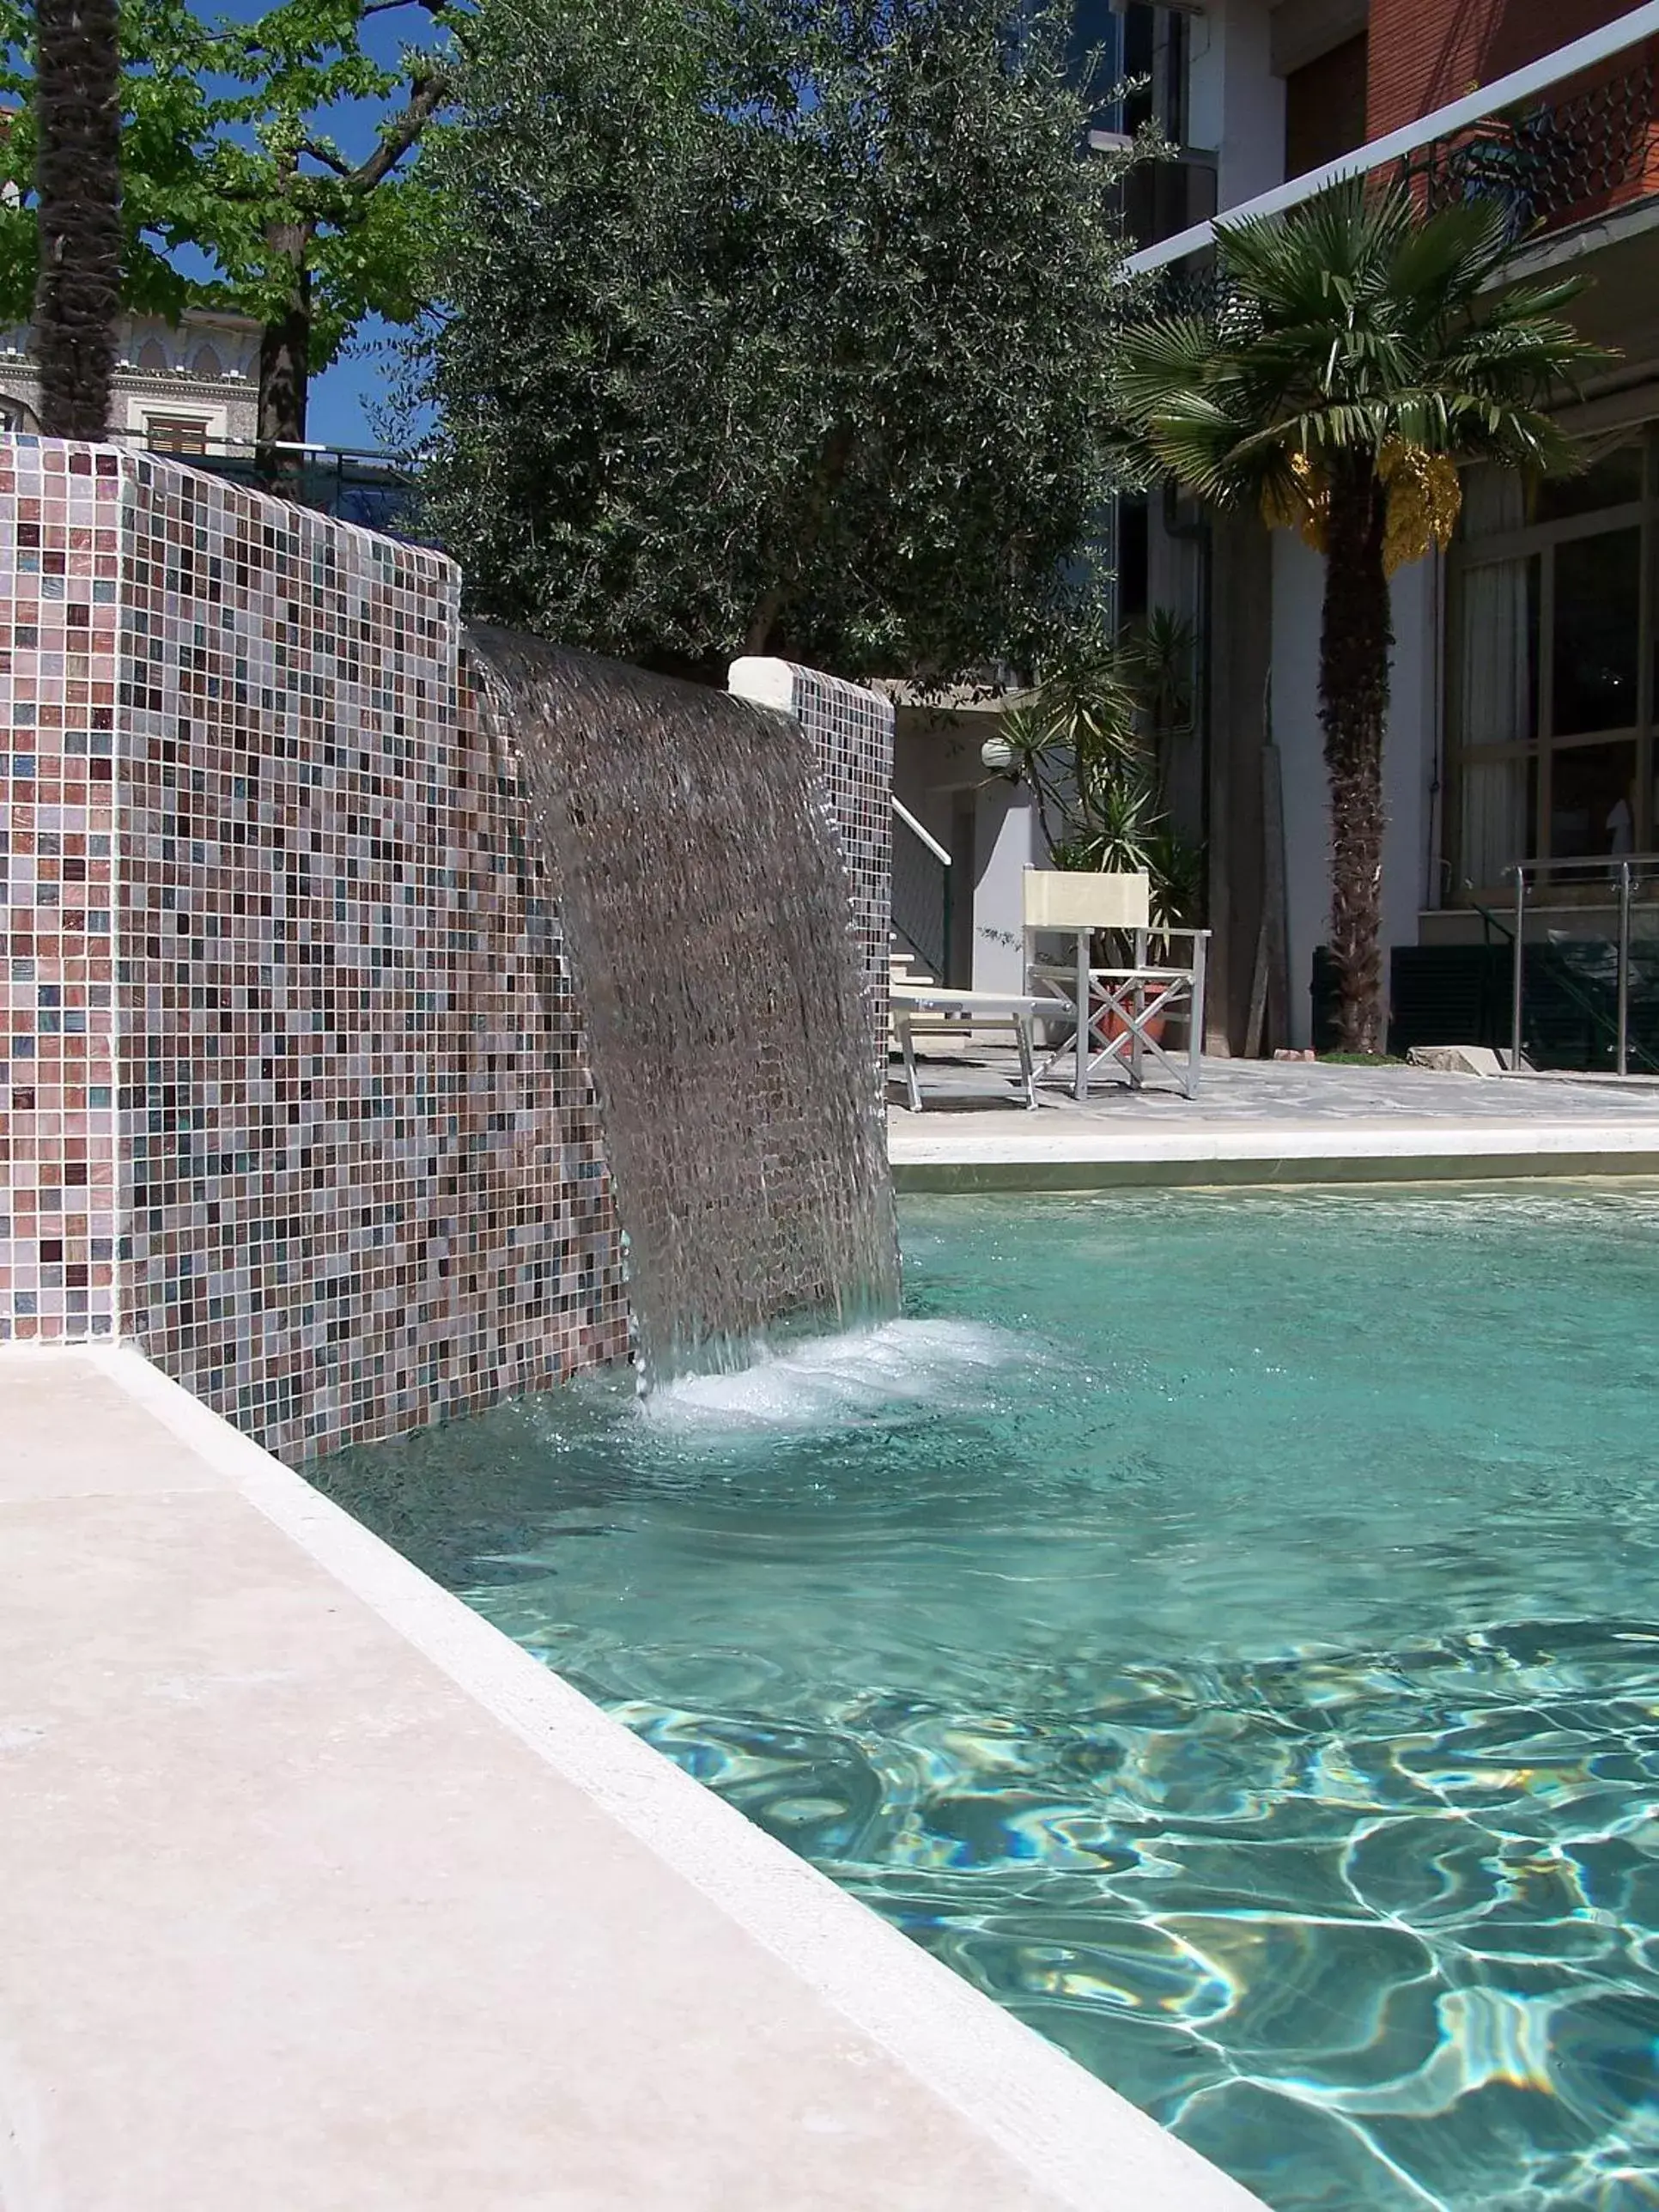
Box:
[1121, 150, 1218, 255]
[1127, 46, 1659, 326]
[1121, 0, 1659, 314]
[1402, 47, 1659, 243]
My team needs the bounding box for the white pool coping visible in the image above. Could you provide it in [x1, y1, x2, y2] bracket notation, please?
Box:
[889, 1114, 1659, 1189]
[0, 1341, 1262, 2212]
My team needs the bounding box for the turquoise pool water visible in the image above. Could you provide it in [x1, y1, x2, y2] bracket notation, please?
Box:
[321, 1188, 1659, 2210]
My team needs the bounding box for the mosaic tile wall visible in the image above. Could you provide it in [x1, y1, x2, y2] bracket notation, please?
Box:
[728, 657, 894, 1076]
[1, 439, 629, 1461]
[0, 445, 123, 1342]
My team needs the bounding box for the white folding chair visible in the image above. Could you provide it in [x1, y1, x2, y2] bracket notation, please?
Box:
[1023, 869, 1210, 1100]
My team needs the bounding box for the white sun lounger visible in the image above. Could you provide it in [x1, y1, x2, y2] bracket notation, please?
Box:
[890, 982, 1044, 1111]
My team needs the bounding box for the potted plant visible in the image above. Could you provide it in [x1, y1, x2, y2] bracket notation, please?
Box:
[983, 616, 1204, 1040]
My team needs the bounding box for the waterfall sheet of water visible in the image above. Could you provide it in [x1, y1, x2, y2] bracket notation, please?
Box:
[469, 627, 899, 1383]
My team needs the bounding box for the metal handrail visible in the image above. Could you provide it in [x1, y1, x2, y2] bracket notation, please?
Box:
[890, 799, 953, 982]
[1505, 854, 1659, 1075]
[891, 795, 950, 868]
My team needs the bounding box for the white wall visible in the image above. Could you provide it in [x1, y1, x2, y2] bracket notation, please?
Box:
[1271, 533, 1443, 1045]
[1383, 557, 1441, 950]
[1187, 0, 1285, 210]
[1271, 532, 1328, 1044]
[972, 781, 1042, 994]
[891, 720, 1044, 992]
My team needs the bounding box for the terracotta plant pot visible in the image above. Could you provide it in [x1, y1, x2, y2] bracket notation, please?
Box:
[1091, 987, 1167, 1048]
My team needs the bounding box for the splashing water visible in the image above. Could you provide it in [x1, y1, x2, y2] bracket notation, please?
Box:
[641, 1317, 1019, 1433]
[469, 627, 898, 1382]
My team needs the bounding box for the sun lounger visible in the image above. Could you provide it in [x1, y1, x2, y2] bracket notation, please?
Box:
[890, 983, 1044, 1111]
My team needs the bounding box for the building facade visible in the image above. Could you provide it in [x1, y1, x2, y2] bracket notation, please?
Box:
[891, 3, 1234, 1000]
[0, 307, 260, 452]
[1121, 0, 1659, 1054]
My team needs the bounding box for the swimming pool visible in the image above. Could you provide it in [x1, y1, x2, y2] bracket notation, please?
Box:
[320, 1187, 1659, 2211]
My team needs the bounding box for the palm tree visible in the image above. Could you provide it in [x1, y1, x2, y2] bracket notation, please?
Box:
[1111, 179, 1607, 1054]
[33, 0, 122, 439]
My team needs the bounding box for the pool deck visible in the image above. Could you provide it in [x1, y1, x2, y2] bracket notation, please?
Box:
[0, 1342, 1261, 2212]
[889, 1054, 1659, 1189]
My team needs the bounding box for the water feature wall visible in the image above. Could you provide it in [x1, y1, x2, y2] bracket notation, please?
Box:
[728, 655, 894, 1077]
[0, 441, 630, 1457]
[0, 439, 896, 1452]
[473, 633, 896, 1378]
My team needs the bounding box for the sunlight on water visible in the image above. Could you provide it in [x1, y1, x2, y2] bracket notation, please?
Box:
[320, 1186, 1659, 2212]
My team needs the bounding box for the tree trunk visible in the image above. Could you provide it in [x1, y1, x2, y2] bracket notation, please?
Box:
[256, 191, 313, 495]
[1318, 460, 1392, 1055]
[32, 0, 122, 441]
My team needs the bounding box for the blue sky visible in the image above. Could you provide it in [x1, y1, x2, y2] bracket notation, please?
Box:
[307, 317, 394, 450]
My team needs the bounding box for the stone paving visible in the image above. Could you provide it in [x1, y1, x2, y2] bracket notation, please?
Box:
[886, 1050, 1659, 1185]
[889, 1049, 1659, 1126]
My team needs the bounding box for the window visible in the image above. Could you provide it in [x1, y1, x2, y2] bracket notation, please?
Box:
[137, 338, 170, 373]
[1449, 434, 1655, 892]
[144, 414, 210, 455]
[192, 344, 222, 380]
[1112, 6, 1210, 249]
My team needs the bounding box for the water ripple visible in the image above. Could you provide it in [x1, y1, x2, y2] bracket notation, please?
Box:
[320, 1186, 1659, 2212]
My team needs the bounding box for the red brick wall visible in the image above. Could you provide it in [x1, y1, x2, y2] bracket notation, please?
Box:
[1367, 0, 1629, 136]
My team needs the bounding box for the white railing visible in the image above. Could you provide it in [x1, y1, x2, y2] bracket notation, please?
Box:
[1125, 0, 1659, 276]
[890, 798, 953, 981]
[890, 795, 951, 867]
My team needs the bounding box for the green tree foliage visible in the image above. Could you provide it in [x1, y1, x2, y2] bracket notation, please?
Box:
[0, 0, 457, 459]
[413, 0, 1139, 682]
[1112, 181, 1606, 1052]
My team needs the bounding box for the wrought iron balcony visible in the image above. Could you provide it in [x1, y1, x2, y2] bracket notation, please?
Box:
[1402, 46, 1659, 242]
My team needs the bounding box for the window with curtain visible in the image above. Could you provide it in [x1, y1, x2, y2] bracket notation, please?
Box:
[1457, 471, 1535, 889]
[1451, 434, 1653, 892]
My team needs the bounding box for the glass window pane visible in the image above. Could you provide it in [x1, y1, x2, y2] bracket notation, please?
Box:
[1553, 528, 1640, 736]
[1462, 755, 1536, 886]
[1549, 739, 1638, 860]
[1460, 553, 1537, 746]
[1533, 442, 1644, 524]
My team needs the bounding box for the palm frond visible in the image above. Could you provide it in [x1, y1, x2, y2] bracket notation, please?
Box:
[1104, 174, 1615, 545]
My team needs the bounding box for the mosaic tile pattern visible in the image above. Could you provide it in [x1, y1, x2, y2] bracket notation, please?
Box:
[762, 662, 894, 1078]
[473, 631, 898, 1379]
[0, 443, 123, 1339]
[2, 439, 629, 1460]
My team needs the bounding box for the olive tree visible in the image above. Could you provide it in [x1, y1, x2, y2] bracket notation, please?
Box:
[412, 0, 1142, 683]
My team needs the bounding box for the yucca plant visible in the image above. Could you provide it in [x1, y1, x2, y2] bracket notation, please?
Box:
[1111, 179, 1607, 1053]
[989, 626, 1201, 933]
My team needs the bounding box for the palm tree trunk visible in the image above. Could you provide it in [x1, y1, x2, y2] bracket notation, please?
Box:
[33, 0, 122, 441]
[1318, 461, 1392, 1055]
